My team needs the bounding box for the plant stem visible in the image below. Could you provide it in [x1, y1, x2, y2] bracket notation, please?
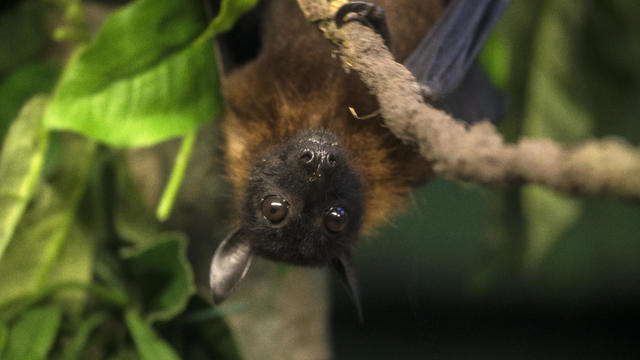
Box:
[156, 131, 196, 221]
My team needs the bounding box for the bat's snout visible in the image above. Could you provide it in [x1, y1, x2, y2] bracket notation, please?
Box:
[293, 128, 344, 178]
[299, 148, 338, 175]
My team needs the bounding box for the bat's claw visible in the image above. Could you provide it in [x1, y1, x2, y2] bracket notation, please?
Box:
[335, 1, 392, 50]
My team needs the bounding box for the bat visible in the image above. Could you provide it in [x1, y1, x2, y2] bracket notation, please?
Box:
[209, 0, 507, 315]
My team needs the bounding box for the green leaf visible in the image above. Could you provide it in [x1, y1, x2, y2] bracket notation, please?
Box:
[112, 162, 195, 321]
[0, 62, 58, 146]
[520, 0, 593, 269]
[165, 297, 242, 360]
[115, 163, 171, 249]
[59, 312, 108, 360]
[0, 137, 95, 315]
[153, 0, 259, 219]
[479, 34, 510, 90]
[197, 0, 259, 43]
[0, 96, 49, 262]
[44, 0, 220, 146]
[45, 222, 96, 314]
[124, 236, 195, 323]
[125, 309, 180, 360]
[3, 305, 62, 360]
[0, 322, 7, 355]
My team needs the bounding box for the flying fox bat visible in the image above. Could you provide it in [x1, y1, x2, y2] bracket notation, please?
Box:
[209, 0, 507, 314]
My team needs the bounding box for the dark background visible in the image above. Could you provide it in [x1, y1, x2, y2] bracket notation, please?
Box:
[331, 1, 640, 358]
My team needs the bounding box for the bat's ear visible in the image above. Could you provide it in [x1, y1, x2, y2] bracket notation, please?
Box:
[331, 253, 363, 322]
[209, 228, 253, 304]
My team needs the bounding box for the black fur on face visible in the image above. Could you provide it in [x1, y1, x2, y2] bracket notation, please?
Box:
[210, 128, 365, 306]
[241, 128, 364, 266]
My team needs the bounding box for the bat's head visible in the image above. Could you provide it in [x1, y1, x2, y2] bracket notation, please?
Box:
[210, 128, 364, 312]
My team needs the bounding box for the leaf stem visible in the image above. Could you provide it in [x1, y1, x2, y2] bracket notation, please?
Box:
[156, 131, 196, 221]
[194, 0, 259, 46]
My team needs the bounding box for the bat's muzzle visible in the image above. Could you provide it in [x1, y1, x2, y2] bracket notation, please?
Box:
[295, 129, 344, 179]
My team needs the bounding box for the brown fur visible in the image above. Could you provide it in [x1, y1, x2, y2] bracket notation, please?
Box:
[222, 0, 445, 231]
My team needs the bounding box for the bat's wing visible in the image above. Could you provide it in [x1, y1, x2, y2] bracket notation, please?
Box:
[404, 0, 508, 123]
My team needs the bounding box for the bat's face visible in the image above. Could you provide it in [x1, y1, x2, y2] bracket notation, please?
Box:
[243, 128, 364, 265]
[210, 128, 364, 305]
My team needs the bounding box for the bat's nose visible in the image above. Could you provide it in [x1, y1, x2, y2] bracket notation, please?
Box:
[293, 128, 343, 177]
[299, 149, 338, 174]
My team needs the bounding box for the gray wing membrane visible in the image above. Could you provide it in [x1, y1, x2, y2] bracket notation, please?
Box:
[404, 0, 508, 122]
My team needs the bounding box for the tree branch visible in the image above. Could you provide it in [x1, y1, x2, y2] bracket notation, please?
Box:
[296, 0, 640, 200]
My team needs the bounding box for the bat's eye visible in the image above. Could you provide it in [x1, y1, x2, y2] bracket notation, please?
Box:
[324, 206, 349, 233]
[261, 195, 289, 223]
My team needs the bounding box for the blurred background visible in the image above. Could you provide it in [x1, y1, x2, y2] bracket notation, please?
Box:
[333, 1, 640, 358]
[1, 0, 639, 359]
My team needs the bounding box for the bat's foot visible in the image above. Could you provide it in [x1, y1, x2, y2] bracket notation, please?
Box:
[335, 1, 392, 50]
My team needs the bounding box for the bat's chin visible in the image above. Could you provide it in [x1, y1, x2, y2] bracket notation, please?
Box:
[251, 232, 347, 267]
[256, 249, 330, 267]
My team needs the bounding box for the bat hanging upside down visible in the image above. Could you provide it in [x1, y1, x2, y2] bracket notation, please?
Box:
[210, 0, 507, 314]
